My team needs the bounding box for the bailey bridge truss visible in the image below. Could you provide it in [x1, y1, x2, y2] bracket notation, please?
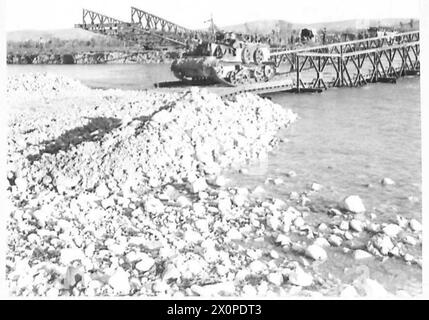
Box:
[269, 31, 420, 91]
[75, 8, 211, 48]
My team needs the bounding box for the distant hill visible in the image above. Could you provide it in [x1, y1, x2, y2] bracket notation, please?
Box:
[7, 17, 418, 43]
[7, 28, 105, 42]
[222, 18, 419, 34]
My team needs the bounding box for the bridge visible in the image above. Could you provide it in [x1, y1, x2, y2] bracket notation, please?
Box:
[75, 8, 212, 48]
[156, 30, 420, 97]
[269, 30, 420, 92]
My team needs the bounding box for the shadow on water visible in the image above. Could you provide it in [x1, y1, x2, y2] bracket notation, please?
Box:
[28, 117, 122, 162]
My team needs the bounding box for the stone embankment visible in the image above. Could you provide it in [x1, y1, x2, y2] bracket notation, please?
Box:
[6, 73, 422, 297]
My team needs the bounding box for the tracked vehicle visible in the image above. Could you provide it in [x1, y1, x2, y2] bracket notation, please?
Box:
[171, 32, 276, 86]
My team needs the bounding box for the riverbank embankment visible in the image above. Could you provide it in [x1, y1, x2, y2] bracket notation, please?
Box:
[6, 73, 422, 297]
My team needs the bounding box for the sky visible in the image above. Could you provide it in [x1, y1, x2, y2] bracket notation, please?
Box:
[4, 0, 421, 31]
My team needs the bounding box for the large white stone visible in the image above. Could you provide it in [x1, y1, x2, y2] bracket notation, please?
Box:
[380, 177, 396, 186]
[108, 268, 130, 294]
[342, 195, 366, 213]
[353, 249, 373, 260]
[288, 267, 313, 287]
[190, 178, 208, 193]
[382, 224, 402, 237]
[409, 219, 422, 232]
[267, 272, 284, 286]
[136, 256, 155, 272]
[349, 219, 364, 232]
[305, 244, 328, 261]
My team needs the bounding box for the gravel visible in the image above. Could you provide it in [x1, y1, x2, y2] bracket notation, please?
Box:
[6, 73, 421, 298]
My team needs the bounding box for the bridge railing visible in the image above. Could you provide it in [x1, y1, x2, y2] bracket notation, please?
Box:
[291, 34, 420, 91]
[270, 31, 419, 69]
[270, 31, 419, 57]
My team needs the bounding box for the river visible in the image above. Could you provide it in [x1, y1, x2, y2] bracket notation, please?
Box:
[7, 64, 422, 295]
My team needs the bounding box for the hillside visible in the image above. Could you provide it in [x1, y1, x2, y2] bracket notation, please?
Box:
[223, 18, 419, 34]
[7, 28, 105, 42]
[7, 17, 419, 44]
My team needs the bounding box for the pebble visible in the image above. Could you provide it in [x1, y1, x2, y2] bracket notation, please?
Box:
[403, 253, 414, 262]
[310, 183, 323, 191]
[190, 178, 208, 193]
[288, 267, 313, 287]
[328, 235, 343, 247]
[214, 176, 227, 187]
[293, 217, 305, 228]
[135, 256, 155, 272]
[267, 216, 281, 231]
[289, 192, 299, 200]
[267, 272, 284, 286]
[273, 178, 284, 185]
[162, 264, 181, 281]
[317, 223, 328, 232]
[313, 237, 330, 248]
[344, 231, 353, 240]
[276, 234, 291, 246]
[305, 244, 327, 261]
[108, 268, 130, 294]
[339, 221, 349, 231]
[177, 196, 192, 208]
[353, 249, 373, 260]
[402, 236, 417, 246]
[252, 186, 265, 195]
[286, 171, 297, 178]
[270, 250, 280, 259]
[371, 234, 394, 256]
[232, 194, 247, 207]
[380, 177, 396, 185]
[328, 208, 342, 216]
[349, 219, 364, 232]
[342, 195, 366, 213]
[382, 224, 402, 237]
[409, 219, 422, 232]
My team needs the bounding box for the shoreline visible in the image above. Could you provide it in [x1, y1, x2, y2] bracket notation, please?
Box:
[6, 73, 422, 297]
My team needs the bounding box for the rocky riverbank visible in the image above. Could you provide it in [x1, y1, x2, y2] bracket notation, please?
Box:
[7, 50, 182, 65]
[6, 73, 422, 297]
